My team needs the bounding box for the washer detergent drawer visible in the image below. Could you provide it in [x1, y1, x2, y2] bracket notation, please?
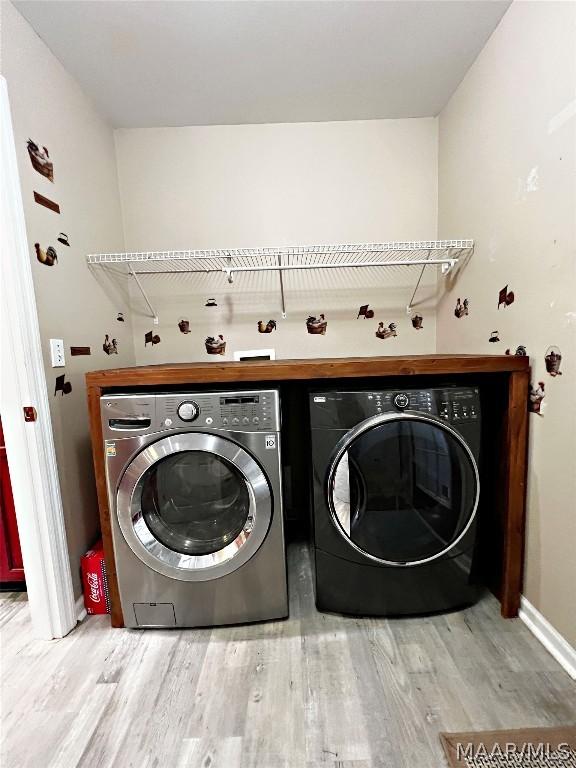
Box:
[133, 602, 176, 627]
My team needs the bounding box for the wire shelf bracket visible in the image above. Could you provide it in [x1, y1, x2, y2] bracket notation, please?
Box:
[128, 264, 159, 324]
[87, 239, 473, 321]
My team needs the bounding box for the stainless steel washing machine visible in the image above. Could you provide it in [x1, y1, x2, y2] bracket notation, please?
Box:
[102, 389, 287, 628]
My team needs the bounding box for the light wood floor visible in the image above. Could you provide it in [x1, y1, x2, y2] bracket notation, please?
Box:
[1, 542, 575, 768]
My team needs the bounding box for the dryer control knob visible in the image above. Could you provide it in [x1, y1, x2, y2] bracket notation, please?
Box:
[177, 401, 200, 421]
[393, 392, 410, 410]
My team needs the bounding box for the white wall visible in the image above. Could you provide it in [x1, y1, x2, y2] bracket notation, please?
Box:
[114, 119, 439, 364]
[1, 2, 133, 597]
[437, 1, 576, 646]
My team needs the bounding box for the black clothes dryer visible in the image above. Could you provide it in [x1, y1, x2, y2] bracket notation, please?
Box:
[309, 387, 483, 616]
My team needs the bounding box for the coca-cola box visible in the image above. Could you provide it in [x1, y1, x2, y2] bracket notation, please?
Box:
[81, 539, 111, 615]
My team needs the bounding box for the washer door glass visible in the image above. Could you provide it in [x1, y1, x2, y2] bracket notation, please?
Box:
[329, 416, 479, 565]
[116, 432, 273, 582]
[140, 451, 250, 556]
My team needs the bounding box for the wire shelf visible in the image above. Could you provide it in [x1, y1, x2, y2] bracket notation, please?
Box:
[86, 239, 473, 320]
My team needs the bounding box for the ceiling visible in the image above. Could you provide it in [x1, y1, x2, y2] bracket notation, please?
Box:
[14, 0, 511, 128]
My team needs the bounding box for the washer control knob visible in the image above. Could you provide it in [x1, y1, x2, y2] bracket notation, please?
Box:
[393, 392, 410, 410]
[177, 401, 199, 422]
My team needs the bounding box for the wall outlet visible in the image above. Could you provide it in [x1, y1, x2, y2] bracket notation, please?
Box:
[49, 338, 66, 367]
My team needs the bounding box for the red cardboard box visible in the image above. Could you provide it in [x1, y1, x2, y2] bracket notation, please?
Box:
[81, 539, 111, 615]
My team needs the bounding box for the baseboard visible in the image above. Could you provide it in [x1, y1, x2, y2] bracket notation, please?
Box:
[519, 596, 576, 680]
[75, 595, 87, 623]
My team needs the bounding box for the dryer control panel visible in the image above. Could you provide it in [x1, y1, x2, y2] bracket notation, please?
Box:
[310, 387, 480, 430]
[101, 389, 280, 439]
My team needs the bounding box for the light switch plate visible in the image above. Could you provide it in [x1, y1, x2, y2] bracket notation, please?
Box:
[49, 338, 65, 367]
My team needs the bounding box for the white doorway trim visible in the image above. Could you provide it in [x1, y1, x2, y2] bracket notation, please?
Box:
[0, 77, 76, 639]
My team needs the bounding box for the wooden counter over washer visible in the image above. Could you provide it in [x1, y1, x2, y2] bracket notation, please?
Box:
[86, 354, 530, 627]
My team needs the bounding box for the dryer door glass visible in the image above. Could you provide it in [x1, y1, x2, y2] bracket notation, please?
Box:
[330, 417, 478, 565]
[140, 451, 250, 556]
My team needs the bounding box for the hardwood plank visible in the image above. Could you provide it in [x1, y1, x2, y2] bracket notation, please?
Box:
[75, 629, 182, 768]
[108, 629, 211, 768]
[2, 710, 71, 768]
[86, 354, 529, 390]
[177, 736, 243, 768]
[46, 684, 117, 768]
[0, 592, 27, 628]
[347, 617, 424, 767]
[501, 369, 530, 617]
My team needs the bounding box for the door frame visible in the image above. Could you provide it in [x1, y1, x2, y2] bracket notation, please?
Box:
[0, 77, 77, 639]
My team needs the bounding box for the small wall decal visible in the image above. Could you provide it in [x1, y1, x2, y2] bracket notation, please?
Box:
[376, 322, 397, 340]
[70, 346, 91, 356]
[529, 381, 545, 415]
[411, 314, 423, 330]
[178, 319, 191, 334]
[27, 139, 53, 182]
[498, 285, 515, 309]
[489, 331, 500, 343]
[205, 335, 226, 355]
[205, 298, 218, 307]
[103, 335, 118, 355]
[57, 233, 70, 247]
[54, 374, 72, 396]
[116, 312, 125, 322]
[506, 345, 528, 356]
[258, 320, 277, 334]
[306, 315, 328, 335]
[34, 243, 58, 267]
[357, 304, 375, 319]
[454, 298, 469, 318]
[33, 191, 60, 214]
[145, 331, 161, 347]
[545, 345, 562, 376]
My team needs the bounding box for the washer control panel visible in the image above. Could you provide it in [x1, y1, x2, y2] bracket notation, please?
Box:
[101, 389, 280, 438]
[165, 391, 279, 431]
